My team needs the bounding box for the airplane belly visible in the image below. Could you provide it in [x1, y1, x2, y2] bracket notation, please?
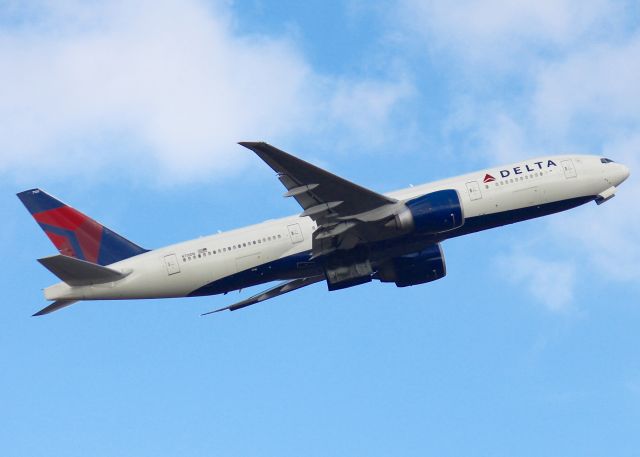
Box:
[510, 186, 545, 208]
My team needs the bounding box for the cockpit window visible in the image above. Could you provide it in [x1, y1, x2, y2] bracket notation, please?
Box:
[601, 158, 615, 164]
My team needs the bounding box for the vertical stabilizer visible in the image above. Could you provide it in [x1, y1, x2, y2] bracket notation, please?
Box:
[17, 188, 147, 266]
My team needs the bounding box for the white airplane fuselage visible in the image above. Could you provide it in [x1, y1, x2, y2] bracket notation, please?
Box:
[42, 154, 629, 303]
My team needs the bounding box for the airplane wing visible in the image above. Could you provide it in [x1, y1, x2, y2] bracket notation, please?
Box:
[202, 275, 325, 315]
[240, 142, 401, 257]
[239, 142, 397, 223]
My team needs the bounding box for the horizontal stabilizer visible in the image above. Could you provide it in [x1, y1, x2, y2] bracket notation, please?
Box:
[202, 275, 325, 315]
[38, 254, 130, 286]
[33, 300, 78, 317]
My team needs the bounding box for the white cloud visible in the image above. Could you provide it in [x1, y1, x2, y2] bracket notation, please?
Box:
[0, 0, 411, 183]
[325, 78, 415, 148]
[532, 36, 640, 137]
[443, 36, 639, 173]
[398, 0, 619, 65]
[495, 251, 576, 313]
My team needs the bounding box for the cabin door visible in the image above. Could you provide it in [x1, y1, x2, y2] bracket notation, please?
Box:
[163, 254, 181, 275]
[465, 181, 483, 201]
[287, 223, 304, 243]
[561, 159, 577, 178]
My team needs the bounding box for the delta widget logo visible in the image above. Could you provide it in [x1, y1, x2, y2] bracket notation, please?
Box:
[482, 160, 558, 184]
[483, 174, 496, 183]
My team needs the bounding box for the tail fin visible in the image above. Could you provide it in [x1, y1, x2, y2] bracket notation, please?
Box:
[17, 188, 147, 266]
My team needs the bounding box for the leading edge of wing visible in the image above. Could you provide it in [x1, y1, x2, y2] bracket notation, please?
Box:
[202, 275, 325, 315]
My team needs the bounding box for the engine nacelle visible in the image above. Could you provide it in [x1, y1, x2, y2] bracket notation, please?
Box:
[376, 243, 446, 287]
[391, 189, 464, 235]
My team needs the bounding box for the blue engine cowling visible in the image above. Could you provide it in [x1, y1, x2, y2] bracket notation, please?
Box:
[392, 189, 464, 235]
[376, 243, 446, 287]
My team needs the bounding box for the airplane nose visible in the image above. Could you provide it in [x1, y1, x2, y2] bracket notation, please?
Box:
[618, 164, 630, 184]
[610, 163, 630, 186]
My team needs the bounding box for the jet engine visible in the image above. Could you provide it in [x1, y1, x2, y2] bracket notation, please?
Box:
[388, 189, 464, 235]
[376, 243, 446, 287]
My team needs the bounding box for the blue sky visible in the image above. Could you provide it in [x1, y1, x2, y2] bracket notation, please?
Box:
[1, 1, 639, 455]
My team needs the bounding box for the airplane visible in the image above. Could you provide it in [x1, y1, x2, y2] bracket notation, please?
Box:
[18, 142, 630, 316]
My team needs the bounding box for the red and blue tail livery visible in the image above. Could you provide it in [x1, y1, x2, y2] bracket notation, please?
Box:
[17, 189, 147, 266]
